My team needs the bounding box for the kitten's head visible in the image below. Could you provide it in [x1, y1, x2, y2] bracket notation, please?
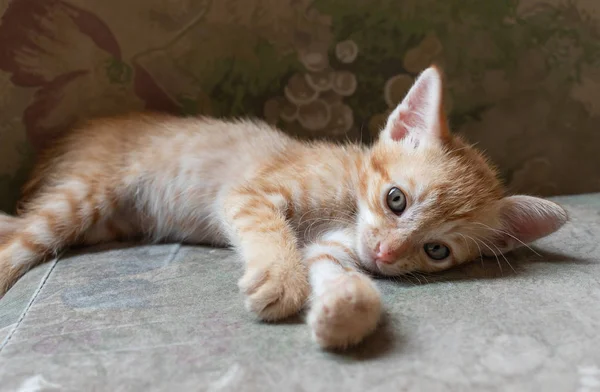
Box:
[356, 66, 567, 276]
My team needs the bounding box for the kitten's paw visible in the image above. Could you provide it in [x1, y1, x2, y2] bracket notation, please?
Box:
[238, 260, 309, 321]
[308, 272, 381, 349]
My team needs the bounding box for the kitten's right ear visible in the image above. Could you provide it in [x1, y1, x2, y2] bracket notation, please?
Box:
[380, 66, 450, 146]
[490, 195, 568, 254]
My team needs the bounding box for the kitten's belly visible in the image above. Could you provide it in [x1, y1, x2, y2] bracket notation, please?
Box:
[132, 129, 278, 245]
[175, 217, 228, 247]
[147, 197, 225, 246]
[132, 172, 225, 245]
[144, 208, 227, 246]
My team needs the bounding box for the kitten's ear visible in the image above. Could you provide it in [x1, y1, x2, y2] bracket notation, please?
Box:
[490, 196, 568, 254]
[381, 66, 450, 145]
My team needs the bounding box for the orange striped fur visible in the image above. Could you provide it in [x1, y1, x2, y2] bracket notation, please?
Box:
[0, 67, 567, 349]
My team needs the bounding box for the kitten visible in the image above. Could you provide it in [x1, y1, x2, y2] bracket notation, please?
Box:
[0, 67, 566, 349]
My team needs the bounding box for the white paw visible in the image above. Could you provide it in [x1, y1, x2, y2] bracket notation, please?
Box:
[307, 272, 381, 349]
[238, 260, 309, 321]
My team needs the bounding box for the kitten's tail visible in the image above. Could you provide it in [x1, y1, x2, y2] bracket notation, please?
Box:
[0, 212, 22, 245]
[0, 212, 26, 296]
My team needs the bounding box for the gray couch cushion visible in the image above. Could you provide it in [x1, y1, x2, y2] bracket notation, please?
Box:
[0, 194, 599, 391]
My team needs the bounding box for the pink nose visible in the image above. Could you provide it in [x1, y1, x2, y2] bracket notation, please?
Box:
[375, 241, 410, 264]
[375, 242, 397, 264]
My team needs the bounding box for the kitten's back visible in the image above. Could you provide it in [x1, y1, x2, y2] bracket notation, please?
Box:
[20, 113, 297, 212]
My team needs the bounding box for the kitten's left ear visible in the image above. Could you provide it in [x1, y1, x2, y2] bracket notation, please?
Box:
[491, 195, 568, 254]
[381, 66, 450, 145]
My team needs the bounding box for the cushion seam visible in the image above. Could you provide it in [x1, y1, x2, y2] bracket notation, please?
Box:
[0, 255, 61, 354]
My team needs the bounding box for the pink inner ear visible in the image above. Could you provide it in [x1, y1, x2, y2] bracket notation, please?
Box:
[389, 119, 409, 141]
[386, 67, 441, 142]
[405, 76, 431, 114]
[389, 109, 426, 142]
[504, 212, 547, 244]
[499, 196, 568, 247]
[389, 95, 430, 142]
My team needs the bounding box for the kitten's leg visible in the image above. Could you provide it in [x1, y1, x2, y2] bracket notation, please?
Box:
[0, 178, 110, 294]
[221, 187, 309, 321]
[304, 229, 382, 349]
[0, 212, 22, 244]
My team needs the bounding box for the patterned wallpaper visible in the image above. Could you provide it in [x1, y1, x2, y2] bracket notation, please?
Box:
[1, 0, 600, 212]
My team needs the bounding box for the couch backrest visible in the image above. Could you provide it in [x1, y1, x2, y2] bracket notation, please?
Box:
[1, 0, 599, 212]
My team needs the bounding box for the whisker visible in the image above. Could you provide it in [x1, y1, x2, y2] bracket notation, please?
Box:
[396, 274, 418, 287]
[480, 236, 517, 274]
[473, 235, 503, 274]
[300, 216, 355, 227]
[458, 233, 471, 254]
[297, 206, 357, 224]
[411, 271, 430, 284]
[462, 234, 485, 268]
[407, 272, 423, 285]
[497, 246, 517, 274]
[301, 216, 355, 240]
[471, 222, 541, 257]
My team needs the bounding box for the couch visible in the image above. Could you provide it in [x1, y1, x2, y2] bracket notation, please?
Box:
[1, 194, 599, 391]
[1, 1, 599, 391]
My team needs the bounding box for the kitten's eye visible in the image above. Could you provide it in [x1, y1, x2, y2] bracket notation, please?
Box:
[386, 187, 407, 215]
[424, 243, 450, 261]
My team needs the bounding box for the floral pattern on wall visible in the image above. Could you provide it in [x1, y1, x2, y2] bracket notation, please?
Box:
[1, 0, 600, 212]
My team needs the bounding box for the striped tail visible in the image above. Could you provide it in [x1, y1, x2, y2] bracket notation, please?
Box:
[0, 212, 22, 245]
[0, 178, 108, 295]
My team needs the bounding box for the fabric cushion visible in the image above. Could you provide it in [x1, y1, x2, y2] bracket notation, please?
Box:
[0, 194, 599, 391]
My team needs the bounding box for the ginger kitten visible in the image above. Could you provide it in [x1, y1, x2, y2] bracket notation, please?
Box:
[0, 67, 566, 349]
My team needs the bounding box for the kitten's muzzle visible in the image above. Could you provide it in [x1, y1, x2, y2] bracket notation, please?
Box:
[374, 241, 411, 264]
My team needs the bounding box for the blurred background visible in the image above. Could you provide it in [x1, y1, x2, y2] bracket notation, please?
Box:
[1, 0, 599, 213]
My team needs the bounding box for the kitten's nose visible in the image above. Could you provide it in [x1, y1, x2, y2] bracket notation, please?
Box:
[375, 241, 410, 264]
[375, 242, 396, 264]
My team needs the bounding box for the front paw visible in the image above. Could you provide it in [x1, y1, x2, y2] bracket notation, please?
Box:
[238, 260, 309, 321]
[308, 272, 382, 349]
